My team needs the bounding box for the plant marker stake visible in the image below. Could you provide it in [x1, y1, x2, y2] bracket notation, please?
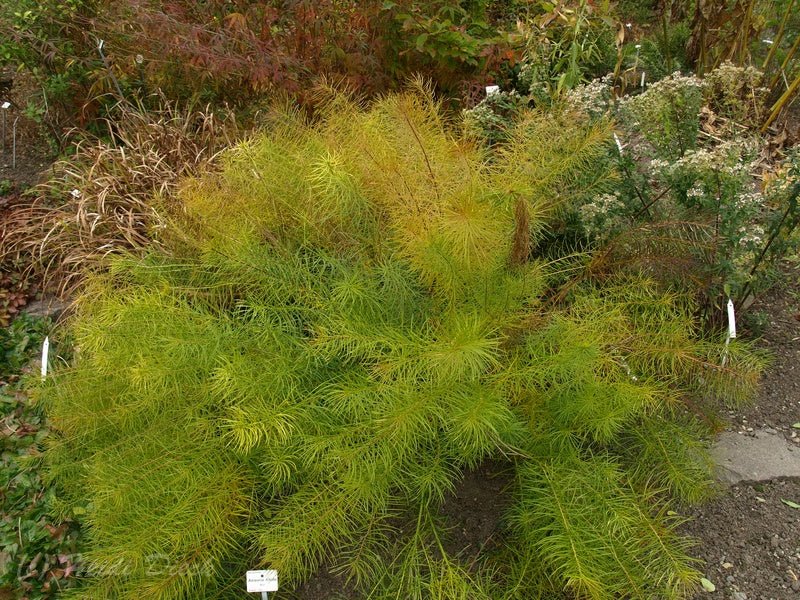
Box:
[41, 337, 50, 380]
[641, 71, 646, 88]
[12, 116, 19, 169]
[727, 298, 737, 340]
[96, 39, 125, 100]
[1, 101, 9, 154]
[485, 85, 500, 96]
[722, 298, 736, 367]
[246, 570, 278, 600]
[613, 132, 624, 155]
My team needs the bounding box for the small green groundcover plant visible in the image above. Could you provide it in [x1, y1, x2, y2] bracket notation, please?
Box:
[39, 86, 763, 599]
[1, 315, 84, 599]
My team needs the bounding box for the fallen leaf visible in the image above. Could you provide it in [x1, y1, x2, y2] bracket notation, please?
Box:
[700, 577, 716, 592]
[722, 562, 733, 569]
[781, 499, 800, 509]
[792, 423, 800, 429]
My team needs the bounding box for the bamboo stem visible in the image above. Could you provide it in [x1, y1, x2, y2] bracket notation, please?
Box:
[763, 0, 797, 71]
[768, 33, 800, 90]
[736, 0, 757, 66]
[761, 69, 800, 132]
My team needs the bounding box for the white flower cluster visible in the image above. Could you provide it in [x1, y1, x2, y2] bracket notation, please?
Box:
[739, 223, 765, 247]
[686, 183, 704, 200]
[564, 75, 614, 119]
[661, 139, 758, 179]
[704, 62, 768, 123]
[733, 223, 766, 270]
[618, 71, 704, 113]
[706, 62, 763, 90]
[733, 191, 763, 211]
[579, 192, 626, 238]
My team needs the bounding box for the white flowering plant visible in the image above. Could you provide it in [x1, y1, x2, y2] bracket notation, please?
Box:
[559, 66, 799, 317]
[655, 140, 767, 294]
[618, 71, 704, 160]
[703, 62, 768, 128]
[463, 62, 797, 322]
[462, 89, 528, 145]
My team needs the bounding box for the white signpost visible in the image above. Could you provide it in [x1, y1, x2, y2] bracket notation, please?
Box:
[246, 570, 278, 599]
[41, 337, 50, 380]
[1, 101, 10, 154]
[722, 298, 737, 366]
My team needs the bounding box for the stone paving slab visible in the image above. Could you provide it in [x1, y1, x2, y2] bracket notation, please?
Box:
[712, 429, 800, 484]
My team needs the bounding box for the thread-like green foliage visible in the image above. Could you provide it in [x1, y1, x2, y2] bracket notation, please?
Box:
[41, 86, 764, 599]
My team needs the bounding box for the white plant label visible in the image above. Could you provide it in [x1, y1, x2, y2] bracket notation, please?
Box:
[727, 298, 737, 339]
[41, 337, 50, 380]
[246, 570, 278, 593]
[613, 133, 624, 154]
[641, 72, 646, 87]
[485, 85, 500, 96]
[1, 102, 10, 109]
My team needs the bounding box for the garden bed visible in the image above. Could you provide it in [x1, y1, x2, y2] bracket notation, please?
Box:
[682, 262, 800, 600]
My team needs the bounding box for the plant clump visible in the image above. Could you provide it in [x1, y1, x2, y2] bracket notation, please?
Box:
[40, 87, 764, 599]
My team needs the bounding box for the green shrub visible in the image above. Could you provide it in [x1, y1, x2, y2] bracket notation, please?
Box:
[618, 72, 704, 160]
[635, 22, 691, 82]
[565, 70, 800, 318]
[0, 0, 104, 139]
[517, 0, 619, 102]
[40, 88, 763, 599]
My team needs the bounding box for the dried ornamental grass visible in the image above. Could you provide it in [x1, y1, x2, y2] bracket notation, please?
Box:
[0, 99, 242, 295]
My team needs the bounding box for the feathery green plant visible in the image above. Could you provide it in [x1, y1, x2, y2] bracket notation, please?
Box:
[40, 85, 764, 599]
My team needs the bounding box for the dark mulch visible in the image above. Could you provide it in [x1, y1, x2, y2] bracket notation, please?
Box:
[683, 264, 800, 600]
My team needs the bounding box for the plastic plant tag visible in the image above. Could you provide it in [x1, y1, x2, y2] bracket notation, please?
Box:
[640, 72, 646, 87]
[41, 337, 50, 380]
[727, 298, 737, 339]
[485, 85, 500, 96]
[246, 570, 278, 593]
[1, 102, 10, 109]
[613, 133, 624, 154]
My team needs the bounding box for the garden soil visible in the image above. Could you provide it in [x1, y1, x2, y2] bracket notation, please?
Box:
[0, 68, 54, 188]
[682, 261, 800, 600]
